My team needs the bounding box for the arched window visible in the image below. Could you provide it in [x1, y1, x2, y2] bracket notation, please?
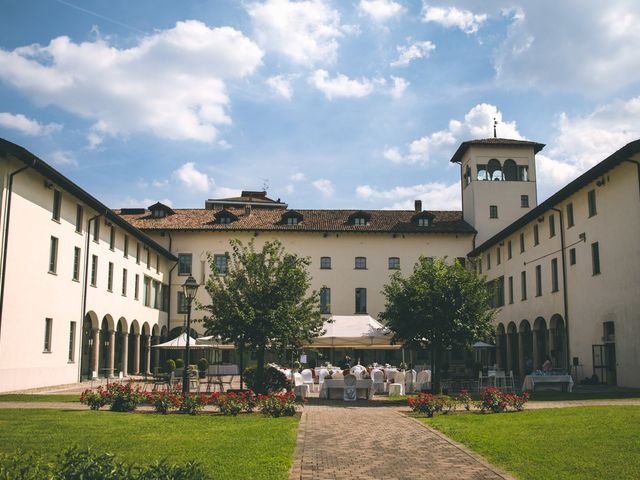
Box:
[503, 159, 517, 181]
[477, 165, 488, 181]
[464, 165, 472, 186]
[518, 165, 529, 181]
[487, 159, 502, 181]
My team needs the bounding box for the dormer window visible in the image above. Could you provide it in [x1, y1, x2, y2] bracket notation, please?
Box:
[148, 202, 175, 219]
[412, 211, 435, 227]
[348, 211, 371, 226]
[417, 218, 430, 227]
[281, 210, 303, 225]
[214, 209, 238, 225]
[152, 210, 166, 218]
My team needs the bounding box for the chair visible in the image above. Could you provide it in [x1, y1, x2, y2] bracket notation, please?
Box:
[405, 369, 416, 394]
[371, 369, 385, 394]
[504, 371, 515, 393]
[171, 368, 184, 388]
[494, 371, 506, 391]
[343, 374, 357, 401]
[416, 370, 431, 392]
[318, 368, 330, 386]
[301, 369, 315, 392]
[293, 372, 309, 398]
[388, 371, 405, 396]
[350, 365, 365, 379]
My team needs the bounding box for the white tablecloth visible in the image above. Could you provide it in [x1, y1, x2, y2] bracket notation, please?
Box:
[319, 379, 374, 400]
[522, 374, 573, 392]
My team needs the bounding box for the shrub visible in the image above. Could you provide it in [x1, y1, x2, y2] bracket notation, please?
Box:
[243, 366, 288, 394]
[146, 388, 182, 414]
[175, 358, 185, 368]
[479, 387, 508, 413]
[216, 394, 243, 416]
[257, 391, 299, 417]
[407, 393, 443, 417]
[197, 357, 209, 372]
[106, 382, 145, 412]
[457, 389, 472, 411]
[165, 359, 176, 374]
[178, 394, 209, 415]
[80, 388, 109, 410]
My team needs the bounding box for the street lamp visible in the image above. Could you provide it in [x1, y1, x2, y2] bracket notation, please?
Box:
[182, 275, 199, 395]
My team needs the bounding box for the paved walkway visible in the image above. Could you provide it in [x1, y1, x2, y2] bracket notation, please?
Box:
[290, 402, 512, 480]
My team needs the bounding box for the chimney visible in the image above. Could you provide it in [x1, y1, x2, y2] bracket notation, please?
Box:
[414, 199, 422, 212]
[245, 205, 252, 216]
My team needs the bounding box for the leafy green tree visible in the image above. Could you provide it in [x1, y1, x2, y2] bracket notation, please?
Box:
[201, 239, 323, 393]
[380, 257, 496, 392]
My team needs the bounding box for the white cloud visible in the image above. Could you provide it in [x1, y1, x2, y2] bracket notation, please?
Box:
[173, 162, 211, 192]
[152, 179, 169, 188]
[421, 4, 487, 34]
[391, 40, 435, 67]
[0, 112, 62, 136]
[120, 197, 174, 208]
[266, 74, 296, 99]
[494, 4, 640, 94]
[356, 181, 460, 210]
[49, 150, 77, 166]
[0, 21, 263, 143]
[358, 0, 404, 22]
[212, 186, 241, 198]
[389, 76, 409, 99]
[312, 178, 335, 197]
[284, 184, 295, 194]
[308, 70, 375, 99]
[386, 103, 523, 164]
[290, 172, 305, 181]
[247, 0, 345, 66]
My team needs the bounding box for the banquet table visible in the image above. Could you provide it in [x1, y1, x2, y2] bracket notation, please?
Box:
[319, 379, 374, 400]
[522, 374, 573, 392]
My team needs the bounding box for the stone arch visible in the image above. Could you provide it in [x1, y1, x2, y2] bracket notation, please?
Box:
[140, 322, 151, 374]
[533, 317, 549, 370]
[160, 325, 168, 340]
[99, 315, 113, 375]
[128, 320, 141, 375]
[549, 314, 567, 370]
[152, 324, 160, 337]
[506, 322, 519, 375]
[129, 319, 140, 335]
[115, 317, 128, 374]
[80, 311, 99, 379]
[503, 159, 517, 181]
[495, 323, 507, 369]
[488, 158, 503, 181]
[519, 320, 534, 374]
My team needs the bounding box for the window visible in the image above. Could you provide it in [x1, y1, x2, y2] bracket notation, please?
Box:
[591, 242, 601, 275]
[551, 258, 559, 292]
[73, 246, 81, 281]
[49, 236, 58, 273]
[156, 254, 160, 273]
[495, 276, 505, 307]
[508, 276, 514, 304]
[320, 287, 331, 314]
[355, 288, 367, 313]
[122, 269, 127, 296]
[486, 252, 491, 270]
[161, 284, 169, 312]
[93, 219, 100, 243]
[518, 165, 529, 181]
[496, 247, 501, 265]
[44, 318, 53, 353]
[417, 218, 430, 227]
[355, 257, 367, 269]
[134, 274, 139, 300]
[107, 262, 114, 292]
[533, 224, 539, 245]
[519, 233, 525, 253]
[177, 291, 188, 314]
[521, 195, 529, 208]
[178, 254, 192, 275]
[136, 243, 140, 264]
[507, 240, 512, 259]
[353, 217, 367, 225]
[68, 321, 76, 362]
[285, 216, 298, 225]
[489, 205, 498, 219]
[535, 265, 542, 296]
[214, 254, 227, 274]
[569, 248, 576, 265]
[52, 190, 61, 221]
[90, 255, 98, 286]
[75, 205, 83, 233]
[320, 257, 331, 269]
[521, 271, 527, 300]
[388, 257, 400, 270]
[143, 276, 151, 306]
[567, 203, 574, 228]
[549, 214, 556, 238]
[218, 216, 232, 224]
[124, 235, 129, 257]
[146, 248, 150, 269]
[153, 280, 160, 309]
[588, 190, 597, 217]
[109, 226, 115, 250]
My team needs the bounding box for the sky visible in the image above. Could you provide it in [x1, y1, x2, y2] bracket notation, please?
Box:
[1, 0, 640, 211]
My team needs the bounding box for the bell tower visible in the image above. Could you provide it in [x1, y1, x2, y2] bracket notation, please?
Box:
[451, 138, 545, 246]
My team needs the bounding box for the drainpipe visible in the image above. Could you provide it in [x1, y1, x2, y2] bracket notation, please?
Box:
[0, 161, 36, 341]
[165, 231, 178, 334]
[550, 207, 570, 372]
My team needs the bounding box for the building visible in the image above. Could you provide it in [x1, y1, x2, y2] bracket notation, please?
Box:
[0, 135, 638, 392]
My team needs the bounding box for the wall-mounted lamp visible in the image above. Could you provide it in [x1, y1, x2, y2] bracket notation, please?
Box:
[537, 216, 545, 222]
[43, 180, 54, 189]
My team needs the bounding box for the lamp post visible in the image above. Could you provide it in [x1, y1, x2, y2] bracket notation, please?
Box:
[182, 276, 199, 395]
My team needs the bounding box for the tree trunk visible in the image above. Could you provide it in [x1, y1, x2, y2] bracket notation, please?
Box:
[433, 338, 443, 394]
[255, 343, 266, 394]
[238, 340, 245, 390]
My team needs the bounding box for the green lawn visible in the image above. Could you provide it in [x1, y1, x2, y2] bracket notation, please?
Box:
[0, 409, 298, 479]
[0, 394, 79, 402]
[421, 406, 640, 480]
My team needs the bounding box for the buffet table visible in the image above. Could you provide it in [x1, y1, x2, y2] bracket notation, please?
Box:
[522, 374, 573, 392]
[319, 379, 374, 400]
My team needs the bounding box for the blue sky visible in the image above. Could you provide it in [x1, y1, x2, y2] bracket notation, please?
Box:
[1, 0, 640, 210]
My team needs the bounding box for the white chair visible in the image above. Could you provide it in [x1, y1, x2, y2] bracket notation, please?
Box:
[372, 369, 385, 394]
[388, 371, 405, 396]
[416, 370, 431, 392]
[300, 368, 315, 392]
[495, 371, 506, 391]
[318, 368, 330, 386]
[504, 371, 515, 393]
[343, 374, 357, 401]
[350, 365, 365, 379]
[405, 369, 416, 394]
[293, 372, 309, 398]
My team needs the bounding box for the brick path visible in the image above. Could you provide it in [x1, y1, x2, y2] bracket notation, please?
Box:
[290, 402, 512, 480]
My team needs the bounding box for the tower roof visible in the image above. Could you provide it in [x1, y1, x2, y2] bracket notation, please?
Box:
[449, 138, 545, 163]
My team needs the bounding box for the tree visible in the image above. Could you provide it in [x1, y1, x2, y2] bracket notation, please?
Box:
[380, 257, 496, 393]
[200, 239, 323, 393]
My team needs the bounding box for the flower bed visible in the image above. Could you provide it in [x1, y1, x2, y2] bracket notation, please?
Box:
[80, 382, 145, 412]
[407, 388, 529, 417]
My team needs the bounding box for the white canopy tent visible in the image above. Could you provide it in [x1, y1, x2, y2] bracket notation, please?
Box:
[195, 335, 236, 350]
[151, 333, 209, 350]
[304, 315, 401, 350]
